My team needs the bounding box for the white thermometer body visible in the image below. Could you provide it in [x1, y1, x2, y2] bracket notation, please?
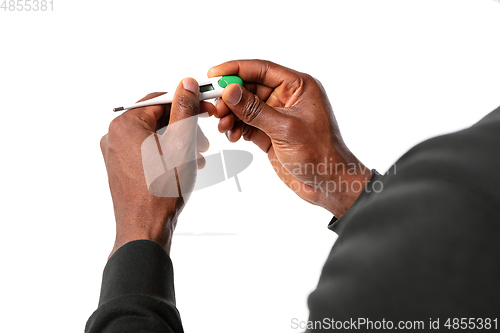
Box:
[113, 75, 243, 112]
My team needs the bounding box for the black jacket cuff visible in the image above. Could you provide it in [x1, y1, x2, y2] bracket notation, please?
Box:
[328, 169, 383, 232]
[98, 239, 176, 307]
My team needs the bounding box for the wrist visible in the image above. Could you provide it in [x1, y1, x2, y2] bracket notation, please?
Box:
[317, 161, 372, 218]
[109, 210, 179, 259]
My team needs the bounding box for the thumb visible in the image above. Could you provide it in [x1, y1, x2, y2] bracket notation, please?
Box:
[168, 77, 200, 124]
[222, 83, 283, 133]
[156, 78, 200, 198]
[161, 77, 200, 156]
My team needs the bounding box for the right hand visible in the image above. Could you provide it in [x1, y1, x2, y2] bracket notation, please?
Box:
[100, 78, 213, 256]
[208, 60, 371, 217]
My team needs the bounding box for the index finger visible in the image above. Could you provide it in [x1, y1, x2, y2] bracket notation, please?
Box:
[208, 59, 302, 89]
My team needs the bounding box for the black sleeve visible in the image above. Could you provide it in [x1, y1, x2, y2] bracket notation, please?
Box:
[86, 108, 500, 332]
[307, 107, 500, 331]
[85, 240, 184, 333]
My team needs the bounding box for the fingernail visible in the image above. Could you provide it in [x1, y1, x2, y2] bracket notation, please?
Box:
[225, 84, 242, 106]
[183, 78, 199, 96]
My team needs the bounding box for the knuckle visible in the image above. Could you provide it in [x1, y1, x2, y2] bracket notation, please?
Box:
[286, 76, 306, 94]
[258, 60, 272, 82]
[241, 125, 254, 141]
[100, 134, 108, 156]
[175, 95, 199, 114]
[106, 115, 131, 141]
[133, 112, 153, 128]
[108, 114, 131, 136]
[100, 134, 107, 148]
[301, 73, 325, 92]
[302, 73, 315, 82]
[310, 75, 324, 89]
[107, 116, 123, 133]
[241, 94, 264, 124]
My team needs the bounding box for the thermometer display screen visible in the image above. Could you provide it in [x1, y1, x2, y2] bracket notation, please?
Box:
[199, 84, 215, 93]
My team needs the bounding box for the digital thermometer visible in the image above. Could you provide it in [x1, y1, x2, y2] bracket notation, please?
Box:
[113, 75, 243, 112]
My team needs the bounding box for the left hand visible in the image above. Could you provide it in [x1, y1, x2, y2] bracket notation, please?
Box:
[208, 60, 371, 217]
[100, 78, 215, 258]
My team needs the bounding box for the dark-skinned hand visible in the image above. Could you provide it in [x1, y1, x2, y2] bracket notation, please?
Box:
[100, 78, 215, 258]
[208, 60, 371, 217]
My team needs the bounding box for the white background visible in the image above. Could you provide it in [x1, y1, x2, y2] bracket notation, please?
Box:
[1, 0, 499, 332]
